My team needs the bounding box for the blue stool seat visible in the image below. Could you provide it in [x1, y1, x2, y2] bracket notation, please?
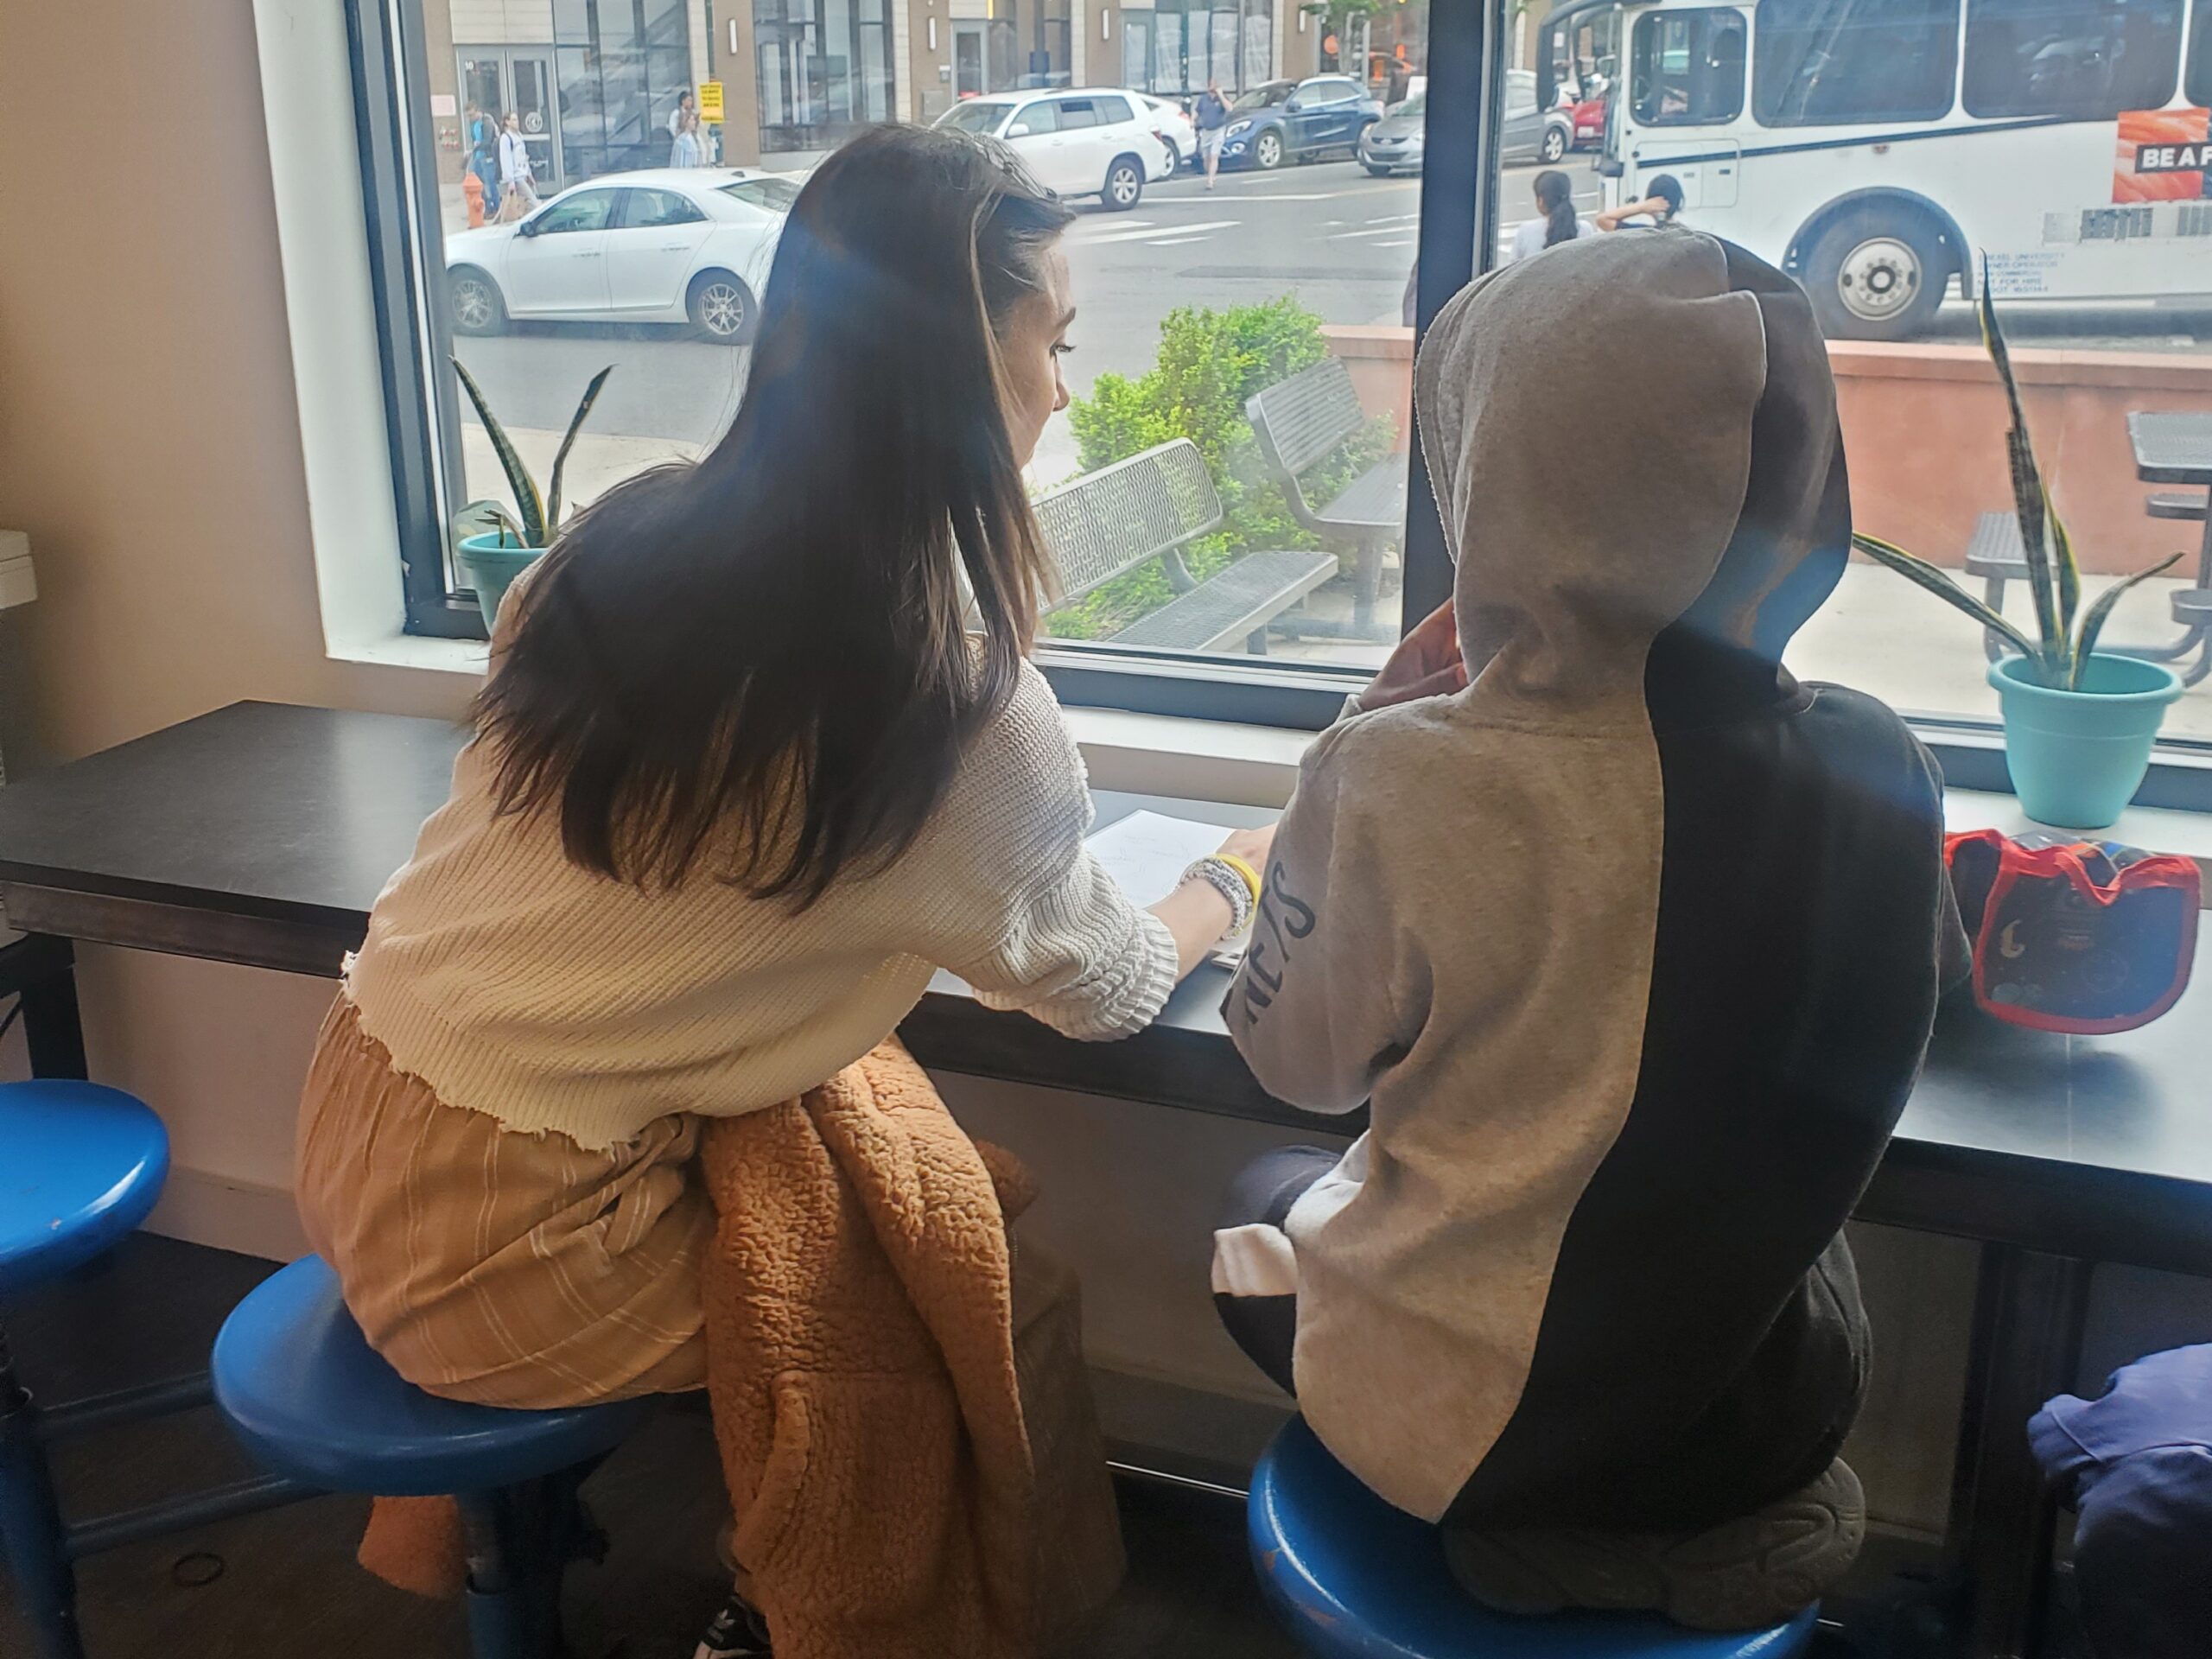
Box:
[212, 1255, 652, 1497]
[0, 1081, 169, 1296]
[1249, 1419, 1821, 1659]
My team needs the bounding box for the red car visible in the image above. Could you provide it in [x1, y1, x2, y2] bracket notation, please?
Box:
[1568, 89, 1609, 149]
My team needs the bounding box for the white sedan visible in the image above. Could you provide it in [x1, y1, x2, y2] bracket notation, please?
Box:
[446, 168, 799, 345]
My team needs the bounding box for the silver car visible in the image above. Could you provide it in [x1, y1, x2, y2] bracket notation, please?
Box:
[1358, 72, 1572, 177]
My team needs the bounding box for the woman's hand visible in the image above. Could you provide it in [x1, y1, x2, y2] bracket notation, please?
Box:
[1354, 601, 1467, 714]
[1147, 823, 1278, 979]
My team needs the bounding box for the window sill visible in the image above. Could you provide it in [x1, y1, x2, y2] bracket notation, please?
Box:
[327, 629, 1313, 800]
[326, 632, 2211, 880]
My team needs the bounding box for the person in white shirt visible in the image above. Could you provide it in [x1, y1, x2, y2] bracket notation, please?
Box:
[1506, 168, 1593, 264]
[669, 90, 696, 160]
[494, 111, 537, 221]
[672, 108, 704, 168]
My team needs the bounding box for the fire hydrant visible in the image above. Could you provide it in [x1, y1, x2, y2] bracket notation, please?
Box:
[462, 169, 486, 228]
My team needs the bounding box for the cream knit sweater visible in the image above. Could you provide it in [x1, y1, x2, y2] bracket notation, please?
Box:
[345, 662, 1177, 1150]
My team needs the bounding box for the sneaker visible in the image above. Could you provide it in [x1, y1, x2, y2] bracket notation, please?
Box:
[1443, 1458, 1866, 1633]
[692, 1588, 773, 1658]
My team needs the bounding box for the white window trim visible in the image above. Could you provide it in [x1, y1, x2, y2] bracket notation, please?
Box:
[254, 0, 417, 661]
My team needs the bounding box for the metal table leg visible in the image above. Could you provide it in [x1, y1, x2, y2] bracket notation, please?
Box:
[1944, 1245, 2092, 1659]
[0, 934, 88, 1081]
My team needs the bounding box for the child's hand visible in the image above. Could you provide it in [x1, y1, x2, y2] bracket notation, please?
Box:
[1355, 601, 1467, 713]
[1216, 824, 1276, 872]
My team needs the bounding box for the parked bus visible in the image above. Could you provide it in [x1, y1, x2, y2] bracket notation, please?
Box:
[1592, 0, 2212, 339]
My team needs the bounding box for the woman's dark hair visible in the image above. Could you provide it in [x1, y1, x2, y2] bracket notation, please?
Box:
[1649, 173, 1684, 219]
[475, 124, 1076, 904]
[1534, 168, 1577, 247]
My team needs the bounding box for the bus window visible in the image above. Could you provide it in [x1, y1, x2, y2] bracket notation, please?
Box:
[2189, 0, 2212, 106]
[1631, 9, 1747, 125]
[1752, 0, 1961, 126]
[1962, 0, 2186, 119]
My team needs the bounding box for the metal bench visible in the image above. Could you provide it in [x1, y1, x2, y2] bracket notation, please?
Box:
[1035, 439, 1338, 656]
[1246, 359, 1409, 639]
[1962, 508, 2210, 685]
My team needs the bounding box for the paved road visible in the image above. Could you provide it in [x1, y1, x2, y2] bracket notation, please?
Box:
[451, 151, 2212, 463]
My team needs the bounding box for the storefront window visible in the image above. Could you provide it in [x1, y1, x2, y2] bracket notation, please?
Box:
[753, 0, 898, 150]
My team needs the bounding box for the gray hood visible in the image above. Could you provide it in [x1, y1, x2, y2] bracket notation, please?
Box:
[1413, 230, 1850, 722]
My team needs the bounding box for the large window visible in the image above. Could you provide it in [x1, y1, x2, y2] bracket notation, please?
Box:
[1631, 9, 1748, 125]
[2192, 0, 2212, 105]
[355, 0, 2212, 758]
[365, 0, 1435, 718]
[1961, 0, 2186, 120]
[1579, 0, 2211, 757]
[753, 0, 899, 151]
[1753, 0, 1961, 126]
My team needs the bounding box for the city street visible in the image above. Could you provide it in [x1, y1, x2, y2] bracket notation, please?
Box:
[452, 148, 2212, 488]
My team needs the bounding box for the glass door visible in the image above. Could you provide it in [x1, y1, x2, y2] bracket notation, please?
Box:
[954, 22, 987, 96]
[510, 53, 563, 192]
[456, 48, 564, 194]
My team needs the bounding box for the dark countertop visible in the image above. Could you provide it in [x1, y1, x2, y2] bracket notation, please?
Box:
[3, 701, 2209, 1273]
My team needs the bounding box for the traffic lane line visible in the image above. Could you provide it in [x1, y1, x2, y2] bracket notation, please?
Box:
[1070, 218, 1240, 246]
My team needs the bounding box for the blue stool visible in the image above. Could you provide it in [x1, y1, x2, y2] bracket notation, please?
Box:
[1249, 1419, 1822, 1659]
[1, 1082, 175, 1659]
[212, 1255, 652, 1659]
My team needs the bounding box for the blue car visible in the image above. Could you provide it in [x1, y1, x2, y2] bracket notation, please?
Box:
[1218, 75, 1386, 171]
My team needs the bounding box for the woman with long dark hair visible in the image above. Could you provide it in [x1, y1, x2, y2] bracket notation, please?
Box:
[1506, 168, 1592, 263]
[293, 125, 1270, 1408]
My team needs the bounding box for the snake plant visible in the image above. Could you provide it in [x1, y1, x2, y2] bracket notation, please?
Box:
[449, 359, 613, 550]
[1850, 260, 2182, 690]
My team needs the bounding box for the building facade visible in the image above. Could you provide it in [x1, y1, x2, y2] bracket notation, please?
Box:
[425, 0, 1354, 182]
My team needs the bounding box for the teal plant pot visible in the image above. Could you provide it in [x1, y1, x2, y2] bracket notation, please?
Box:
[1990, 653, 2183, 830]
[454, 534, 543, 632]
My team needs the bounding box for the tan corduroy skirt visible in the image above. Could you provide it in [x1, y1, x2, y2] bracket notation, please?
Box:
[296, 996, 711, 1408]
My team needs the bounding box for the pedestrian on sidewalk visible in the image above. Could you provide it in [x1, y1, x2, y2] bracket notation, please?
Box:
[1195, 79, 1230, 190]
[1505, 169, 1594, 264]
[669, 91, 696, 164]
[672, 107, 705, 168]
[1597, 173, 1684, 232]
[496, 112, 538, 223]
[467, 104, 501, 219]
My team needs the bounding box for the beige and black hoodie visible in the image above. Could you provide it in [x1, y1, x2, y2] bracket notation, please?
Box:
[1225, 232, 1959, 1531]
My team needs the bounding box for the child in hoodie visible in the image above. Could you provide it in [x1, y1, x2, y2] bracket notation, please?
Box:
[1215, 231, 1965, 1630]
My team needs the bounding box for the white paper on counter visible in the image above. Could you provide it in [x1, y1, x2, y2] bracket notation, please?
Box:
[1084, 809, 1255, 966]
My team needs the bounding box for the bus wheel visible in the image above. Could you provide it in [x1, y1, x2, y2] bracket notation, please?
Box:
[1807, 211, 1947, 341]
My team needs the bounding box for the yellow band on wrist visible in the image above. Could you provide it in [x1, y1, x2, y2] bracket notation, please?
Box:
[1214, 853, 1263, 908]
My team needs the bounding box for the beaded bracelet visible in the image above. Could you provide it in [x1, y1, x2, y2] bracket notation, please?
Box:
[1180, 855, 1255, 938]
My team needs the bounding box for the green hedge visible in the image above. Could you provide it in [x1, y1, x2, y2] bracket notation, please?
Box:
[1048, 298, 1392, 640]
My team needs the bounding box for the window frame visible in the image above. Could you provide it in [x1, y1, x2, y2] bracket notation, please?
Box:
[1631, 6, 1751, 127]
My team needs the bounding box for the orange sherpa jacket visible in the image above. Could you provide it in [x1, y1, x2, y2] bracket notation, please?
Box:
[702, 1038, 1039, 1659]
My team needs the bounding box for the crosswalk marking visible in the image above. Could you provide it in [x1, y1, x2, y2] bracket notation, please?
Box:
[1146, 234, 1216, 246]
[1076, 218, 1240, 246]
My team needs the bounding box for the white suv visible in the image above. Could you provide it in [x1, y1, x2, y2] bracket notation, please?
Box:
[933, 90, 1176, 210]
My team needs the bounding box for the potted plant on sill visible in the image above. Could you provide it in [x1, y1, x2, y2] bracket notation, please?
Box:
[1853, 266, 2184, 830]
[449, 359, 613, 630]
